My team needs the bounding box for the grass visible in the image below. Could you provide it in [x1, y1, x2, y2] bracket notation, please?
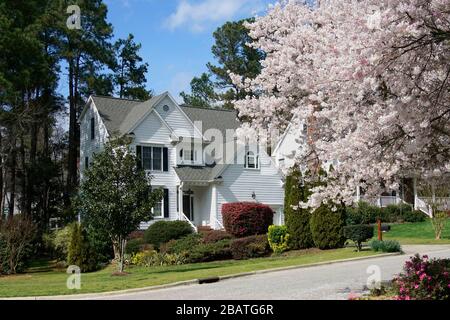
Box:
[374, 218, 450, 245]
[0, 247, 381, 298]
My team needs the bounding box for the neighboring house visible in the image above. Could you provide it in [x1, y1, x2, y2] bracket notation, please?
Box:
[80, 92, 285, 230]
[273, 118, 449, 217]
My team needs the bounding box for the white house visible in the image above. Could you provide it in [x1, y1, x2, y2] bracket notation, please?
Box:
[273, 118, 449, 217]
[79, 92, 285, 231]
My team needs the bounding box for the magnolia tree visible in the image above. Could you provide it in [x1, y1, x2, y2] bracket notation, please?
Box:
[232, 0, 450, 208]
[77, 137, 162, 273]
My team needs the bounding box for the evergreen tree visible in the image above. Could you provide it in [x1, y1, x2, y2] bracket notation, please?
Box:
[76, 136, 162, 273]
[113, 34, 151, 100]
[284, 168, 314, 249]
[180, 73, 218, 108]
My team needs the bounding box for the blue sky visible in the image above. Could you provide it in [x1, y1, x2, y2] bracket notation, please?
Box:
[100, 0, 275, 102]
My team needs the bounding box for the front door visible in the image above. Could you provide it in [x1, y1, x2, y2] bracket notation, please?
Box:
[183, 194, 194, 221]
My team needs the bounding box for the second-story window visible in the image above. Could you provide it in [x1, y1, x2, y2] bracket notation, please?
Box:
[137, 145, 169, 172]
[90, 117, 95, 140]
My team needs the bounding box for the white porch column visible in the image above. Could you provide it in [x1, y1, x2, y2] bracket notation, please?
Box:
[210, 184, 217, 229]
[178, 183, 184, 220]
[356, 185, 361, 202]
[413, 177, 418, 209]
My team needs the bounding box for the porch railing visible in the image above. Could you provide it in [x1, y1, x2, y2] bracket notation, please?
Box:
[180, 212, 197, 232]
[214, 218, 225, 230]
[415, 196, 433, 218]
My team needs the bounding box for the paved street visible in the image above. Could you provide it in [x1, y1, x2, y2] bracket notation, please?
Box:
[73, 245, 450, 300]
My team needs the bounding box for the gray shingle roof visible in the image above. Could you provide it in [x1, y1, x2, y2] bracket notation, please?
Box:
[181, 105, 239, 140]
[91, 96, 142, 134]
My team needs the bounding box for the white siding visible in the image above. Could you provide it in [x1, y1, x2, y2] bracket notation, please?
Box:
[132, 111, 180, 229]
[154, 96, 201, 138]
[80, 100, 109, 180]
[216, 150, 284, 223]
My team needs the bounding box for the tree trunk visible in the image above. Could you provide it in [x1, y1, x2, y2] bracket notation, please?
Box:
[0, 130, 3, 221]
[8, 139, 16, 218]
[19, 135, 27, 216]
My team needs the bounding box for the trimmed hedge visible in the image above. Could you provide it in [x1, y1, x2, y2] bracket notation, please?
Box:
[202, 230, 233, 244]
[346, 202, 427, 225]
[144, 220, 194, 250]
[370, 240, 401, 253]
[230, 235, 271, 260]
[188, 240, 232, 263]
[222, 202, 274, 238]
[343, 224, 374, 251]
[267, 225, 289, 254]
[160, 233, 203, 254]
[310, 205, 346, 250]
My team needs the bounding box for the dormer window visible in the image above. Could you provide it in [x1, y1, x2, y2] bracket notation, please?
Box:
[245, 151, 259, 169]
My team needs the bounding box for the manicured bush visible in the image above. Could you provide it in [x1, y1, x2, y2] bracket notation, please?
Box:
[130, 250, 187, 267]
[160, 233, 202, 254]
[393, 254, 450, 300]
[222, 202, 274, 238]
[284, 170, 314, 249]
[267, 225, 289, 254]
[369, 240, 401, 253]
[345, 202, 382, 225]
[0, 215, 37, 275]
[67, 224, 100, 272]
[230, 235, 271, 260]
[202, 230, 233, 244]
[188, 240, 232, 263]
[310, 205, 346, 250]
[125, 238, 145, 255]
[144, 220, 194, 250]
[343, 225, 374, 251]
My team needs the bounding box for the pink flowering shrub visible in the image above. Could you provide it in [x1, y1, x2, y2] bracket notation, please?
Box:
[393, 254, 450, 300]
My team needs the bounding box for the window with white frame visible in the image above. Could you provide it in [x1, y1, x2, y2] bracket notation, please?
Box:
[152, 196, 163, 218]
[245, 150, 259, 169]
[179, 143, 198, 163]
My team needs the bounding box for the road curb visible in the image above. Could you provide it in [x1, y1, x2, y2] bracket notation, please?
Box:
[3, 251, 402, 300]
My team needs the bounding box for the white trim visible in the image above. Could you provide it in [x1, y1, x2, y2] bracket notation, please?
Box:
[126, 94, 167, 133]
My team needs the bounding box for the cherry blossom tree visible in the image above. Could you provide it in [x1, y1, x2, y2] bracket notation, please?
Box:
[232, 0, 450, 208]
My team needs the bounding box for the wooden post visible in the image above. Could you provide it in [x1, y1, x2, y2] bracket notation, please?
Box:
[377, 219, 382, 241]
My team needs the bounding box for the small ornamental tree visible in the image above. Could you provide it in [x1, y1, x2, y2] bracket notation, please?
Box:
[77, 137, 162, 273]
[222, 202, 274, 238]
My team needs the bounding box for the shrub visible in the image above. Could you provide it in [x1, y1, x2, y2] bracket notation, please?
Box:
[188, 240, 232, 263]
[0, 216, 37, 275]
[67, 224, 100, 272]
[310, 205, 346, 249]
[202, 230, 233, 244]
[222, 202, 274, 238]
[144, 220, 194, 250]
[267, 225, 289, 254]
[345, 202, 381, 225]
[230, 235, 271, 260]
[383, 204, 426, 223]
[284, 170, 314, 249]
[160, 233, 202, 254]
[130, 250, 187, 267]
[369, 240, 401, 253]
[393, 254, 450, 300]
[431, 211, 448, 240]
[343, 225, 374, 251]
[43, 223, 75, 262]
[125, 238, 145, 255]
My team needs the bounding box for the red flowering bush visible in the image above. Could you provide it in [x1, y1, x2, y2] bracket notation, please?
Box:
[222, 202, 274, 238]
[393, 254, 450, 300]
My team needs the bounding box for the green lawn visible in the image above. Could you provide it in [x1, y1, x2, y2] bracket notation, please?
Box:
[375, 218, 450, 245]
[0, 247, 380, 298]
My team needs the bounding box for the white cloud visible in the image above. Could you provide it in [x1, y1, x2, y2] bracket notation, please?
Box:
[169, 72, 193, 102]
[166, 0, 265, 32]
